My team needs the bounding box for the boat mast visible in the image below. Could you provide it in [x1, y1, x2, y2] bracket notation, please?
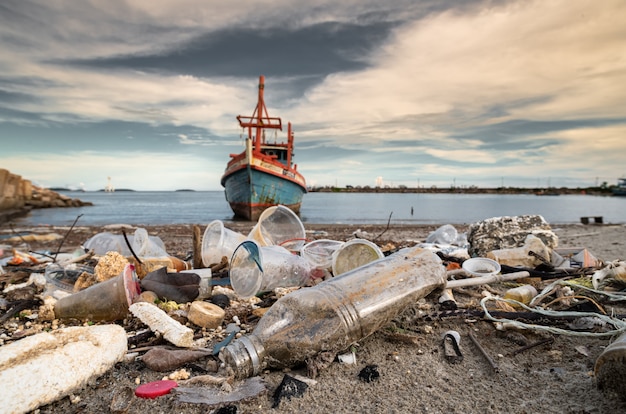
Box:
[237, 75, 282, 156]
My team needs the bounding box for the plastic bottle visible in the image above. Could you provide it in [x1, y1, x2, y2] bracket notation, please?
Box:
[503, 284, 538, 306]
[220, 246, 447, 379]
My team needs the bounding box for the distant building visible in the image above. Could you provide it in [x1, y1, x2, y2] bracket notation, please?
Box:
[105, 177, 115, 192]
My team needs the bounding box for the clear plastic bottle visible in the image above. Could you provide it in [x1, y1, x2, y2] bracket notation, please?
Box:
[220, 246, 447, 378]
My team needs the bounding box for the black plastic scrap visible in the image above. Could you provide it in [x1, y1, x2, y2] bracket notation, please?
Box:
[140, 267, 200, 303]
[442, 331, 463, 364]
[272, 374, 309, 408]
[358, 365, 380, 383]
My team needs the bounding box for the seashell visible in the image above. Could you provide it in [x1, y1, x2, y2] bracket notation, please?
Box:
[592, 260, 626, 289]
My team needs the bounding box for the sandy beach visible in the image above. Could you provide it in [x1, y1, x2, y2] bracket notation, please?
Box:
[1, 222, 626, 413]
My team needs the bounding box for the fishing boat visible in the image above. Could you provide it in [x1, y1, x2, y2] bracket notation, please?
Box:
[612, 178, 626, 196]
[221, 75, 307, 221]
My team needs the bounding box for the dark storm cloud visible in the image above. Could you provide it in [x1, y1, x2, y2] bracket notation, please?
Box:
[56, 21, 398, 80]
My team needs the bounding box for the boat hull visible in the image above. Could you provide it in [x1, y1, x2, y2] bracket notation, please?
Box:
[222, 164, 306, 221]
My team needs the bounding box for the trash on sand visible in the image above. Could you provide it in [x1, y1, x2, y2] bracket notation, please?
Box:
[84, 228, 167, 257]
[201, 220, 247, 267]
[229, 240, 317, 299]
[503, 284, 538, 307]
[140, 267, 201, 303]
[337, 350, 357, 364]
[331, 238, 384, 276]
[43, 263, 95, 296]
[135, 380, 178, 399]
[358, 365, 380, 382]
[552, 247, 601, 269]
[0, 324, 127, 414]
[426, 224, 459, 245]
[54, 264, 140, 321]
[174, 376, 266, 405]
[486, 234, 551, 268]
[248, 205, 307, 252]
[442, 330, 463, 364]
[300, 238, 344, 275]
[213, 323, 241, 355]
[462, 257, 501, 277]
[592, 260, 626, 289]
[446, 270, 530, 289]
[272, 374, 309, 408]
[129, 302, 195, 347]
[187, 300, 225, 329]
[220, 246, 446, 379]
[141, 347, 212, 372]
[595, 331, 626, 399]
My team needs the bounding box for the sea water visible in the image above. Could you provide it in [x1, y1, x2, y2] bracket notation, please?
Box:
[11, 191, 626, 226]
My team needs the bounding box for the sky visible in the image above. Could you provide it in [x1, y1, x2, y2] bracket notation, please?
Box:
[1, 0, 625, 191]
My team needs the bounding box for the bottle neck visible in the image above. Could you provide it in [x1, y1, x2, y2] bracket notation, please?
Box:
[220, 334, 265, 379]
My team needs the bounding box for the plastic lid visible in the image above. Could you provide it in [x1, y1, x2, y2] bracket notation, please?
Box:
[331, 239, 384, 276]
[135, 380, 178, 399]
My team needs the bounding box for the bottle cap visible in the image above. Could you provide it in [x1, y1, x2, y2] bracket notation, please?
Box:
[135, 380, 178, 399]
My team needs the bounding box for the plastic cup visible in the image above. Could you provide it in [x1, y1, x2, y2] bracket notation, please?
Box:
[54, 264, 140, 321]
[44, 263, 95, 295]
[426, 224, 458, 245]
[132, 228, 168, 257]
[461, 257, 501, 277]
[248, 205, 306, 252]
[202, 220, 248, 266]
[331, 239, 384, 276]
[301, 239, 344, 271]
[230, 240, 314, 299]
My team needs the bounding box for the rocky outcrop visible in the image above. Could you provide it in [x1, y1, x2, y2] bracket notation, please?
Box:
[0, 168, 92, 223]
[467, 214, 558, 257]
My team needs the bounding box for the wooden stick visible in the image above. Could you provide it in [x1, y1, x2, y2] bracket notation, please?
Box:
[468, 330, 499, 372]
[192, 224, 203, 269]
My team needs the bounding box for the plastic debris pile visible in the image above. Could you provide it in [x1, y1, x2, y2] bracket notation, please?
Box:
[1, 212, 626, 413]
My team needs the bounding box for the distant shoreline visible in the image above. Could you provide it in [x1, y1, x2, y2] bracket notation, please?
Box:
[48, 186, 615, 196]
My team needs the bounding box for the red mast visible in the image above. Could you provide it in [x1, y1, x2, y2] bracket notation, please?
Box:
[236, 75, 282, 156]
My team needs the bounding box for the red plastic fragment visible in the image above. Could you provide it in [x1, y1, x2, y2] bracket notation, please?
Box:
[135, 380, 178, 399]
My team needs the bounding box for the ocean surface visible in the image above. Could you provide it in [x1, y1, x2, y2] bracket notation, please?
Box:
[11, 191, 626, 227]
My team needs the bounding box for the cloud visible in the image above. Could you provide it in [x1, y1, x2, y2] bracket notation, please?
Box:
[1, 0, 625, 191]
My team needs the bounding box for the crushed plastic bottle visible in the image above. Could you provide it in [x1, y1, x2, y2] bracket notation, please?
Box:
[220, 246, 447, 378]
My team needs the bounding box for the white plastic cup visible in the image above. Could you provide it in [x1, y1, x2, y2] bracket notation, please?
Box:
[202, 220, 248, 267]
[132, 228, 168, 257]
[301, 239, 344, 271]
[461, 257, 501, 277]
[248, 205, 306, 252]
[331, 239, 384, 276]
[83, 232, 131, 256]
[230, 240, 315, 299]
